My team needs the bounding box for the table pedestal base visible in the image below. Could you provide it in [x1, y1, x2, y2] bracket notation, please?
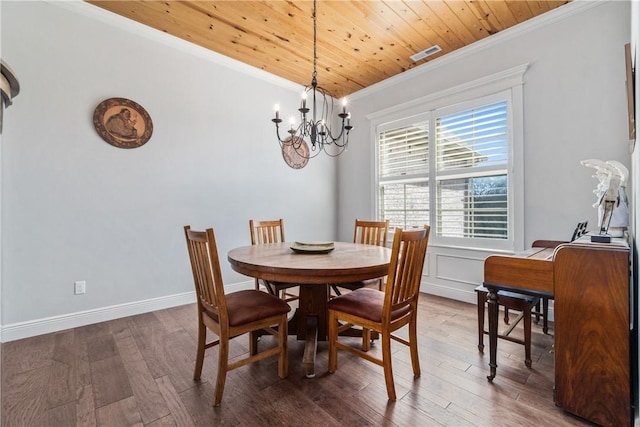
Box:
[261, 282, 379, 378]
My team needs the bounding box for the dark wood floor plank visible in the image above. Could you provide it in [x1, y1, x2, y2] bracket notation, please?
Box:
[165, 305, 199, 340]
[95, 395, 143, 427]
[87, 334, 119, 364]
[177, 381, 241, 426]
[47, 360, 78, 409]
[153, 309, 185, 335]
[253, 380, 343, 427]
[115, 334, 171, 424]
[46, 400, 76, 426]
[2, 333, 54, 374]
[90, 355, 133, 408]
[127, 323, 171, 380]
[75, 384, 97, 427]
[146, 414, 179, 426]
[155, 375, 195, 427]
[285, 370, 385, 426]
[1, 366, 50, 427]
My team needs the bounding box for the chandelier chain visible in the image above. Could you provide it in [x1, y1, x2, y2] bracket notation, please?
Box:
[312, 0, 317, 82]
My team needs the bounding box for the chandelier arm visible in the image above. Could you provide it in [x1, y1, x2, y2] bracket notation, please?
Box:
[274, 122, 288, 146]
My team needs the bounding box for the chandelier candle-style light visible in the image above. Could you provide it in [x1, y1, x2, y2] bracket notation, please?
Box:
[271, 0, 353, 159]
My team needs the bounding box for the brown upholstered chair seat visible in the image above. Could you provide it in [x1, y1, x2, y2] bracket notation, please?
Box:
[328, 287, 411, 323]
[204, 290, 291, 327]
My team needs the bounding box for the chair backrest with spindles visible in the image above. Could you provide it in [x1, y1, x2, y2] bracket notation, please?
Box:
[383, 226, 430, 321]
[250, 219, 286, 245]
[184, 226, 228, 324]
[353, 219, 389, 246]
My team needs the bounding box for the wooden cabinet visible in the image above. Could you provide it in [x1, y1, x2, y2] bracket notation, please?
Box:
[553, 239, 632, 427]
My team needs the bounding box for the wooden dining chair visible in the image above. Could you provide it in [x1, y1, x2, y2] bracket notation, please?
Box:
[331, 219, 389, 296]
[184, 225, 290, 406]
[328, 225, 430, 401]
[249, 218, 299, 303]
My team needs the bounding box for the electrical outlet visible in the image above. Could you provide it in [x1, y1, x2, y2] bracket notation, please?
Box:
[74, 280, 86, 295]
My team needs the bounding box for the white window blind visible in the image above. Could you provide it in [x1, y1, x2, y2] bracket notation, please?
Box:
[378, 122, 429, 230]
[435, 101, 508, 239]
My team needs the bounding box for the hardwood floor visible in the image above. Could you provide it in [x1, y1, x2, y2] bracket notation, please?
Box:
[2, 294, 594, 426]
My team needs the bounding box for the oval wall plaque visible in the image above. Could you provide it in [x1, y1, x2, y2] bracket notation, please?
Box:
[93, 97, 153, 149]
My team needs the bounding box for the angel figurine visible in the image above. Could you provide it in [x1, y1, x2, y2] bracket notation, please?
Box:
[581, 159, 629, 237]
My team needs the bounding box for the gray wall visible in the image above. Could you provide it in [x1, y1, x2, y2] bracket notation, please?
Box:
[0, 1, 337, 338]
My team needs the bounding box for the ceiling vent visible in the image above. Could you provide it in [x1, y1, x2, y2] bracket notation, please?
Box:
[410, 45, 442, 62]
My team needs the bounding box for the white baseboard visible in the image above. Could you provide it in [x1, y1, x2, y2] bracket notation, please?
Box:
[1, 281, 253, 343]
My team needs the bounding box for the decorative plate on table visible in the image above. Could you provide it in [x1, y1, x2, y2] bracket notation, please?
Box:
[290, 241, 335, 254]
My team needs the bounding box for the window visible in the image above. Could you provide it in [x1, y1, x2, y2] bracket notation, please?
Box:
[373, 65, 526, 251]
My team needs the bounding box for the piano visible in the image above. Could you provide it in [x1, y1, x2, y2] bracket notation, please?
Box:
[483, 235, 633, 427]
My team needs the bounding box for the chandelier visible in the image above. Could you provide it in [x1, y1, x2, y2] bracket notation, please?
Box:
[271, 0, 353, 159]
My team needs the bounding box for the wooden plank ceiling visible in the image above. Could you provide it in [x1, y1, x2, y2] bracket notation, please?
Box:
[86, 1, 570, 97]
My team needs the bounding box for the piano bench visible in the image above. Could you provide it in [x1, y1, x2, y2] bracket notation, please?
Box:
[475, 285, 544, 368]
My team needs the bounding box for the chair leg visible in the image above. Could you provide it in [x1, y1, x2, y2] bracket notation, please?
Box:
[476, 291, 485, 352]
[213, 331, 229, 406]
[328, 310, 338, 373]
[381, 331, 396, 401]
[194, 319, 206, 380]
[542, 298, 549, 334]
[409, 314, 421, 378]
[278, 314, 288, 379]
[249, 330, 259, 356]
[362, 328, 371, 352]
[524, 307, 533, 368]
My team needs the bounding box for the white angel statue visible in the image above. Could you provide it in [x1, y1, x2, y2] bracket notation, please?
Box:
[581, 159, 629, 237]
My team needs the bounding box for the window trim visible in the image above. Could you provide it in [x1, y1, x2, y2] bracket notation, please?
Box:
[369, 65, 527, 252]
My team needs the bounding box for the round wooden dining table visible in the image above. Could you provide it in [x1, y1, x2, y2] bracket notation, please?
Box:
[228, 241, 391, 378]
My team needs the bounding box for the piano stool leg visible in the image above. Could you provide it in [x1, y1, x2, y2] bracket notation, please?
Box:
[542, 298, 549, 334]
[486, 288, 499, 381]
[476, 289, 485, 352]
[524, 305, 533, 368]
